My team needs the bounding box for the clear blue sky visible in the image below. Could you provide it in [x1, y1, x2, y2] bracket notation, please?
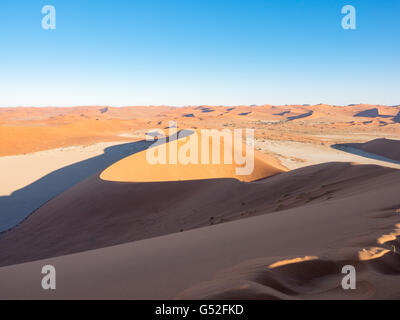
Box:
[0, 0, 399, 107]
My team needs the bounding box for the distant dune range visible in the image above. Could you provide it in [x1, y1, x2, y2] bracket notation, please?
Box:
[0, 105, 400, 299]
[1, 104, 400, 156]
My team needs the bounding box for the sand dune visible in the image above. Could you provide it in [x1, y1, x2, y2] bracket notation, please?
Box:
[340, 138, 400, 162]
[0, 162, 397, 269]
[2, 104, 400, 157]
[0, 140, 151, 232]
[1, 105, 400, 300]
[255, 139, 400, 170]
[0, 163, 399, 299]
[101, 129, 287, 183]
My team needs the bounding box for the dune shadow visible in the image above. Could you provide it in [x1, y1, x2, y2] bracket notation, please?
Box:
[0, 129, 195, 233]
[354, 108, 393, 118]
[331, 143, 400, 165]
[273, 111, 290, 116]
[0, 140, 154, 232]
[287, 111, 313, 121]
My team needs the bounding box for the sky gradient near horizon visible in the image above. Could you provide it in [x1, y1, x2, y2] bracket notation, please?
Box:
[0, 0, 399, 107]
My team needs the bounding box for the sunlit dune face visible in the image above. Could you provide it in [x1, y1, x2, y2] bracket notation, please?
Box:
[377, 224, 400, 245]
[358, 247, 390, 261]
[267, 256, 319, 269]
[100, 128, 287, 183]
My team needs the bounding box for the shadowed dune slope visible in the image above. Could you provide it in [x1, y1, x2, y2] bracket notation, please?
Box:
[0, 162, 399, 299]
[0, 140, 152, 232]
[394, 111, 400, 123]
[346, 138, 400, 162]
[0, 162, 397, 268]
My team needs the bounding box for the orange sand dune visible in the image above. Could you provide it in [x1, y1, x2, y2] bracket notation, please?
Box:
[101, 129, 287, 183]
[0, 119, 142, 156]
[0, 162, 397, 269]
[1, 104, 400, 156]
[2, 105, 400, 300]
[0, 162, 399, 299]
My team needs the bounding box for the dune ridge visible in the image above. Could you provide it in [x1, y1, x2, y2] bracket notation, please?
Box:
[100, 129, 287, 183]
[179, 222, 400, 300]
[0, 161, 399, 299]
[0, 162, 398, 269]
